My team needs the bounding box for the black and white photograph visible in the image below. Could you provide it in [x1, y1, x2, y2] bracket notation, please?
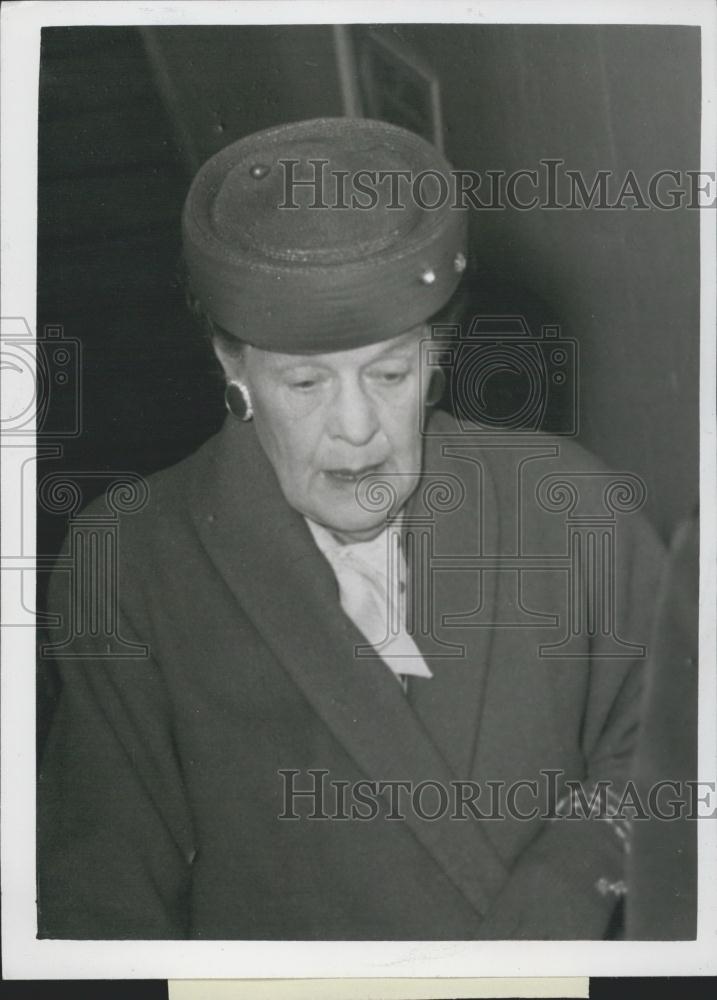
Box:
[1, 0, 716, 983]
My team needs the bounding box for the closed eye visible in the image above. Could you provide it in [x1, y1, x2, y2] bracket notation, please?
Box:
[370, 370, 410, 384]
[285, 371, 326, 391]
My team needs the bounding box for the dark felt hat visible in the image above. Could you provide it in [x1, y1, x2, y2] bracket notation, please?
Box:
[182, 117, 468, 353]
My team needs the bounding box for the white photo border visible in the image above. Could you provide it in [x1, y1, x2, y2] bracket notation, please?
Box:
[1, 0, 716, 981]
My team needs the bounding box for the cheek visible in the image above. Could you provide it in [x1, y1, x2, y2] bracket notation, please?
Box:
[382, 403, 424, 468]
[252, 400, 324, 491]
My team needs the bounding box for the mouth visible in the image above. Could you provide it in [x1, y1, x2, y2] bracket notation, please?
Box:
[323, 462, 385, 484]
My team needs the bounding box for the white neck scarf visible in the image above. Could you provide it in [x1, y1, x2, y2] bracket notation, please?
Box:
[305, 514, 433, 682]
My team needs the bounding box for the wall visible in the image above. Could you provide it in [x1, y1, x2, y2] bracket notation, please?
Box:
[386, 24, 700, 540]
[141, 25, 345, 172]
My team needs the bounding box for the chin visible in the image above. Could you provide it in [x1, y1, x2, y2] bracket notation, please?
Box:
[296, 474, 414, 536]
[315, 504, 387, 536]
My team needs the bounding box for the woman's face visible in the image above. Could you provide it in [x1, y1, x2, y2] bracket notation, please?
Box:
[234, 328, 429, 542]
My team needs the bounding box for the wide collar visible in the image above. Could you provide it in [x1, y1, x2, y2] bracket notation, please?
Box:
[188, 410, 509, 917]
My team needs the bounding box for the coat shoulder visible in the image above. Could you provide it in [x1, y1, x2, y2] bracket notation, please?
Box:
[60, 429, 223, 591]
[425, 407, 613, 478]
[425, 408, 664, 565]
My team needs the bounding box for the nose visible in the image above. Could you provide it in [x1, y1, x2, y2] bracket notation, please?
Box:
[329, 377, 380, 447]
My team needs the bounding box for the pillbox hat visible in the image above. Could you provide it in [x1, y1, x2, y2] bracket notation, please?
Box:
[182, 116, 467, 353]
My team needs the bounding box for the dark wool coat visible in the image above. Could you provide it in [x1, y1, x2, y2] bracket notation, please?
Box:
[626, 512, 698, 940]
[37, 409, 665, 940]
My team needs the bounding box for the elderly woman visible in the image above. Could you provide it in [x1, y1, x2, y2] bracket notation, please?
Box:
[38, 118, 665, 940]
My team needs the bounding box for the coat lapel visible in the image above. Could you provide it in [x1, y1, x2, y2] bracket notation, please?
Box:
[404, 426, 501, 779]
[188, 415, 509, 918]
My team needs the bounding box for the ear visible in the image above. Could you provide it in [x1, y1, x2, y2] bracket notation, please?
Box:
[212, 337, 247, 383]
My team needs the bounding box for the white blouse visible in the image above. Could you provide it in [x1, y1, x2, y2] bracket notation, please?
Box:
[305, 513, 433, 686]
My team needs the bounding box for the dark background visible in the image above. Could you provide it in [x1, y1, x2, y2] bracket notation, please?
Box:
[36, 24, 700, 739]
